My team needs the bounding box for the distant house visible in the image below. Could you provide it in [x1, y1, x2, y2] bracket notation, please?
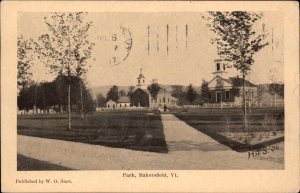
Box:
[149, 88, 178, 108]
[117, 96, 131, 108]
[106, 97, 131, 109]
[106, 99, 117, 109]
[207, 59, 257, 106]
[130, 68, 177, 108]
[257, 84, 284, 107]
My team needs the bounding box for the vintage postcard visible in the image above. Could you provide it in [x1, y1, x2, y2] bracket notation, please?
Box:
[1, 1, 299, 192]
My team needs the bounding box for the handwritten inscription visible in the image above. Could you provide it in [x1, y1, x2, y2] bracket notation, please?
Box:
[248, 144, 280, 158]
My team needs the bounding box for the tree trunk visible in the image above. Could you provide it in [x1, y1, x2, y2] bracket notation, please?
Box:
[220, 89, 223, 109]
[43, 90, 46, 113]
[242, 72, 248, 132]
[34, 84, 37, 114]
[80, 83, 84, 118]
[273, 93, 277, 107]
[67, 83, 71, 130]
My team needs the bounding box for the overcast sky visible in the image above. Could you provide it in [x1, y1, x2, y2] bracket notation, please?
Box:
[18, 12, 283, 88]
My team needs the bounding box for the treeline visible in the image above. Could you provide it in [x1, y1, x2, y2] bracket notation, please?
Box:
[18, 75, 95, 113]
[95, 82, 208, 107]
[171, 81, 210, 105]
[95, 81, 213, 107]
[93, 81, 285, 108]
[171, 81, 284, 106]
[96, 85, 135, 107]
[96, 82, 166, 107]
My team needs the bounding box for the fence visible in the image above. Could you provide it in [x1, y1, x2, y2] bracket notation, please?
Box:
[96, 106, 149, 112]
[182, 102, 284, 109]
[17, 108, 63, 115]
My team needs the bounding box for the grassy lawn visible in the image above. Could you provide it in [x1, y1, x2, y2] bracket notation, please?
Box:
[174, 108, 284, 152]
[18, 110, 168, 153]
[17, 154, 72, 170]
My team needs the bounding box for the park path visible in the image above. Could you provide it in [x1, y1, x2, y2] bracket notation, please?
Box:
[160, 114, 284, 169]
[161, 114, 231, 152]
[18, 114, 284, 170]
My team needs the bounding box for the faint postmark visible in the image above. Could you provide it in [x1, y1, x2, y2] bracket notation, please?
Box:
[94, 25, 132, 67]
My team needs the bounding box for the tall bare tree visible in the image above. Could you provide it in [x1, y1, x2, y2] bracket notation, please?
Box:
[18, 36, 38, 113]
[17, 36, 33, 92]
[203, 11, 269, 130]
[34, 12, 94, 129]
[74, 29, 95, 118]
[216, 78, 224, 109]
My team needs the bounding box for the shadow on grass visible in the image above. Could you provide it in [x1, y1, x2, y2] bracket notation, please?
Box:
[18, 111, 168, 154]
[166, 140, 230, 152]
[175, 114, 284, 152]
[17, 154, 72, 171]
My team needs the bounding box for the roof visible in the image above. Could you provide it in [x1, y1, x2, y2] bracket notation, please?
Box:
[106, 99, 116, 104]
[118, 96, 130, 103]
[214, 59, 223, 62]
[170, 96, 178, 101]
[157, 88, 167, 95]
[133, 87, 150, 95]
[208, 75, 256, 88]
[227, 77, 256, 87]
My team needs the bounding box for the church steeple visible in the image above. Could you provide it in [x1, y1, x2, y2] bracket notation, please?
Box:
[212, 59, 228, 79]
[137, 68, 147, 89]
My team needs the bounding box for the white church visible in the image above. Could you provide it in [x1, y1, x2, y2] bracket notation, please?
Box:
[130, 68, 178, 108]
[206, 59, 258, 106]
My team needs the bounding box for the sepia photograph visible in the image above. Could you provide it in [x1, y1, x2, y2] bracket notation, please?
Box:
[1, 1, 299, 192]
[17, 11, 285, 170]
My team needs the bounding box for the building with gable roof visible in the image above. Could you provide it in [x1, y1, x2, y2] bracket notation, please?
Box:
[117, 96, 131, 108]
[106, 96, 131, 109]
[130, 68, 177, 108]
[206, 59, 258, 106]
[106, 99, 117, 109]
[149, 88, 178, 108]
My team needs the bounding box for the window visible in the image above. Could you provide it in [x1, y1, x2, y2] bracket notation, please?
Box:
[120, 104, 121, 107]
[163, 97, 165, 103]
[216, 63, 220, 71]
[223, 64, 226, 71]
[208, 92, 211, 100]
[168, 98, 169, 103]
[143, 79, 145, 83]
[125, 104, 127, 107]
[138, 80, 140, 83]
[226, 91, 230, 99]
[252, 91, 255, 98]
